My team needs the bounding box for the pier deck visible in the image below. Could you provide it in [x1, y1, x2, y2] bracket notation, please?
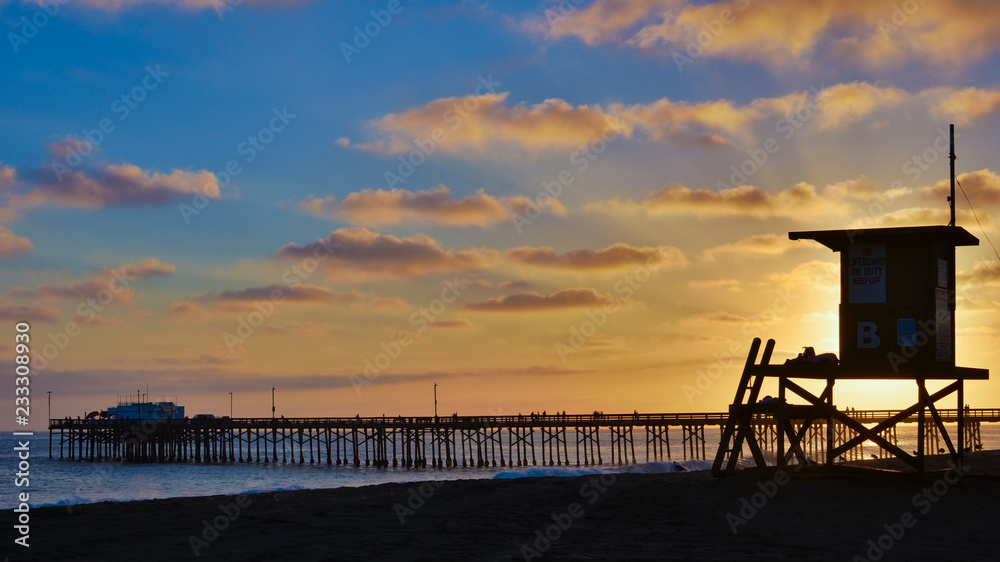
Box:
[48, 409, 999, 467]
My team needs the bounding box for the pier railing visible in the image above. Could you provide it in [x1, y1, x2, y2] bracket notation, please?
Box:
[47, 408, 997, 467]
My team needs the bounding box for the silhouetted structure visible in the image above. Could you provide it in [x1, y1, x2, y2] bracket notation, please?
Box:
[713, 225, 990, 476]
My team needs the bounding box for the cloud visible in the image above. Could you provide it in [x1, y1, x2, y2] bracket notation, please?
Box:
[769, 260, 840, 287]
[703, 233, 819, 260]
[164, 300, 208, 319]
[274, 227, 498, 280]
[191, 284, 362, 305]
[849, 207, 993, 230]
[300, 186, 564, 228]
[74, 314, 132, 328]
[17, 162, 219, 210]
[97, 257, 176, 280]
[346, 83, 1000, 157]
[0, 165, 16, 190]
[814, 82, 906, 130]
[262, 321, 342, 337]
[148, 353, 244, 367]
[931, 87, 1000, 126]
[682, 311, 779, 325]
[370, 296, 408, 309]
[352, 92, 630, 155]
[919, 169, 1000, 208]
[428, 319, 473, 329]
[0, 303, 61, 323]
[688, 278, 741, 292]
[6, 258, 174, 304]
[587, 176, 914, 221]
[504, 243, 687, 270]
[0, 226, 33, 258]
[463, 288, 613, 311]
[25, 0, 307, 12]
[960, 260, 1000, 285]
[587, 182, 824, 219]
[530, 0, 1000, 69]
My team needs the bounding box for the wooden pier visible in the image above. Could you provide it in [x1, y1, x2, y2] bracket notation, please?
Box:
[48, 409, 998, 467]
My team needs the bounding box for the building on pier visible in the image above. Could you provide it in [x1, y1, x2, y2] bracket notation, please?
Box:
[107, 395, 185, 421]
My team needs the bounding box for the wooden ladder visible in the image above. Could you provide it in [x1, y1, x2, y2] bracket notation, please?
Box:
[711, 338, 775, 476]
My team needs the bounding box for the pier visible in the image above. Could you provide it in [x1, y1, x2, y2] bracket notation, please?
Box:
[48, 409, 999, 467]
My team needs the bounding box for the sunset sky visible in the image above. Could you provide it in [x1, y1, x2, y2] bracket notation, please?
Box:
[3, 0, 1000, 427]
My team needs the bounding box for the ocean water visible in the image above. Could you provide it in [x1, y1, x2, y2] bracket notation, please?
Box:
[4, 424, 998, 509]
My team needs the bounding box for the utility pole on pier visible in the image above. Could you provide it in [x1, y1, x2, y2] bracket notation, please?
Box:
[434, 383, 438, 418]
[271, 387, 275, 420]
[48, 391, 52, 458]
[949, 123, 956, 227]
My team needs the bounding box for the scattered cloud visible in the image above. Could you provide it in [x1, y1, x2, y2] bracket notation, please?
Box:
[6, 257, 174, 304]
[849, 207, 993, 230]
[0, 226, 33, 258]
[191, 284, 362, 306]
[586, 175, 915, 222]
[931, 87, 1000, 126]
[683, 311, 780, 325]
[919, 169, 1000, 208]
[274, 227, 498, 281]
[346, 83, 1000, 157]
[0, 165, 16, 190]
[814, 82, 906, 130]
[24, 0, 308, 12]
[300, 186, 563, 228]
[504, 243, 687, 270]
[529, 0, 1000, 69]
[769, 260, 840, 287]
[463, 288, 613, 312]
[352, 92, 630, 155]
[703, 233, 819, 260]
[688, 278, 741, 292]
[164, 300, 209, 319]
[428, 319, 473, 329]
[14, 161, 218, 210]
[262, 321, 342, 337]
[960, 260, 1000, 285]
[74, 314, 132, 328]
[0, 303, 61, 323]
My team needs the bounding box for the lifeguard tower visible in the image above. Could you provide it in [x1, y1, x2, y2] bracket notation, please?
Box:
[712, 127, 989, 475]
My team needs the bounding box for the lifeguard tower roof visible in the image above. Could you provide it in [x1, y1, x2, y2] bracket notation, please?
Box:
[790, 225, 980, 251]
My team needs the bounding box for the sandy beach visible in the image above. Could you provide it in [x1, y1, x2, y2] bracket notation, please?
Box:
[14, 451, 1000, 561]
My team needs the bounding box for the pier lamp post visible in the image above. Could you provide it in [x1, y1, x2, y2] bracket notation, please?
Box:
[272, 387, 275, 420]
[48, 391, 52, 458]
[434, 383, 438, 418]
[229, 392, 233, 418]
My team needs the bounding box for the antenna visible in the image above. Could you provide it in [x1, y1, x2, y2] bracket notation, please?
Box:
[949, 124, 956, 227]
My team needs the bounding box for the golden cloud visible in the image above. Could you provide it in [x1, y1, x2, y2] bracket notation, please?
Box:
[347, 83, 1000, 157]
[301, 186, 564, 228]
[274, 227, 499, 281]
[0, 226, 33, 259]
[702, 233, 819, 261]
[18, 163, 219, 210]
[504, 243, 687, 270]
[0, 303, 61, 323]
[931, 87, 1000, 126]
[532, 0, 1000, 68]
[6, 257, 174, 304]
[463, 288, 613, 311]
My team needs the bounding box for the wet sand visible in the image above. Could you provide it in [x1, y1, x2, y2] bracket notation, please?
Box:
[15, 451, 1000, 561]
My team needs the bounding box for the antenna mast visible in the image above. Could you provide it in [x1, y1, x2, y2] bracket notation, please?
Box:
[949, 124, 956, 227]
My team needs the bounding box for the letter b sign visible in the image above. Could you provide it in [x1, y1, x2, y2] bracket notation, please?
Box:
[858, 321, 880, 349]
